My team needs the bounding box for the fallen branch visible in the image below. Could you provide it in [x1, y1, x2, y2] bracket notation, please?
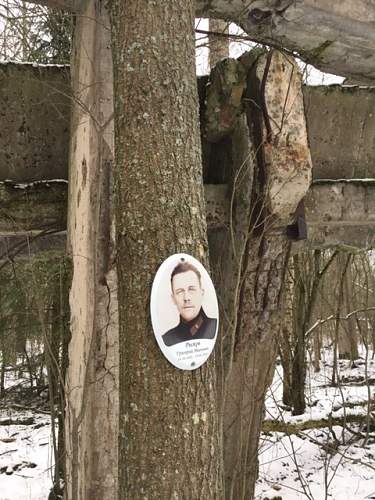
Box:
[0, 417, 35, 426]
[262, 414, 373, 434]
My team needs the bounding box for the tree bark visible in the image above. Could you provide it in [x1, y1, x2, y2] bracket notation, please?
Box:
[338, 255, 359, 361]
[64, 1, 119, 499]
[291, 253, 307, 416]
[221, 234, 289, 500]
[110, 1, 221, 498]
[279, 265, 294, 406]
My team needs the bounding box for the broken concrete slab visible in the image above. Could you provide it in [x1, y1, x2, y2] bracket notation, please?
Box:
[252, 51, 312, 222]
[196, 1, 375, 84]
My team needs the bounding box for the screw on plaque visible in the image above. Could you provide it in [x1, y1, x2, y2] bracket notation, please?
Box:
[191, 362, 196, 367]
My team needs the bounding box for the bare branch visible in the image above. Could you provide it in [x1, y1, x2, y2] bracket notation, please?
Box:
[306, 306, 375, 340]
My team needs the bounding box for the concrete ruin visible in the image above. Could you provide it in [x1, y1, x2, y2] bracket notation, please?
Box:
[196, 0, 375, 85]
[2, 54, 374, 500]
[1, 62, 375, 251]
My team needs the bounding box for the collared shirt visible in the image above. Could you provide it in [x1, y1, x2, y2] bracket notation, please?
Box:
[162, 308, 217, 347]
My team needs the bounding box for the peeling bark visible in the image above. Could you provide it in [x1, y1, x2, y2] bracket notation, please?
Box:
[64, 1, 118, 499]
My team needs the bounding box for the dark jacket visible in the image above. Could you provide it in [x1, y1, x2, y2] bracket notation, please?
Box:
[162, 309, 217, 347]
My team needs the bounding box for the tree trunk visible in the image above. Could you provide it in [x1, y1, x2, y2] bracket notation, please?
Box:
[110, 1, 221, 498]
[221, 234, 289, 500]
[332, 254, 351, 386]
[313, 325, 321, 373]
[290, 250, 337, 414]
[205, 49, 310, 499]
[64, 1, 119, 499]
[0, 353, 5, 395]
[338, 255, 359, 361]
[57, 258, 70, 490]
[279, 265, 294, 406]
[291, 254, 307, 416]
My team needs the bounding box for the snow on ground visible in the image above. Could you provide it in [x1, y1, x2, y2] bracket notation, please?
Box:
[0, 409, 53, 500]
[266, 348, 375, 424]
[1, 347, 375, 499]
[256, 347, 375, 500]
[0, 372, 54, 500]
[257, 427, 375, 500]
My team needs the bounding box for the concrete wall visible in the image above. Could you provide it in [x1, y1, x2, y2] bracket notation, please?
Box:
[2, 64, 375, 183]
[304, 85, 375, 180]
[0, 62, 70, 181]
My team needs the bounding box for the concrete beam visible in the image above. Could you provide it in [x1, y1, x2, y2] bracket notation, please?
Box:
[19, 0, 75, 11]
[205, 182, 375, 250]
[0, 232, 66, 261]
[21, 1, 375, 83]
[196, 1, 375, 84]
[2, 65, 375, 250]
[304, 180, 375, 249]
[2, 180, 374, 250]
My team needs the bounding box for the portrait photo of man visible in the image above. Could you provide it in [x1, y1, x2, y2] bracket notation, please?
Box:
[162, 261, 217, 347]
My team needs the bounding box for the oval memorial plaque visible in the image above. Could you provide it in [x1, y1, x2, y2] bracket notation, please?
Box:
[151, 253, 219, 370]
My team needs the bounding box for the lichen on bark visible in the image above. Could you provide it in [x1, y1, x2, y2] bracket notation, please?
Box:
[110, 0, 220, 498]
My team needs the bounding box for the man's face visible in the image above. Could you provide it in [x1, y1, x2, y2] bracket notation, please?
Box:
[172, 270, 204, 322]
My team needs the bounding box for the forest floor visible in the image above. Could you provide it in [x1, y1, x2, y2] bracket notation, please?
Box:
[256, 346, 375, 500]
[1, 347, 374, 500]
